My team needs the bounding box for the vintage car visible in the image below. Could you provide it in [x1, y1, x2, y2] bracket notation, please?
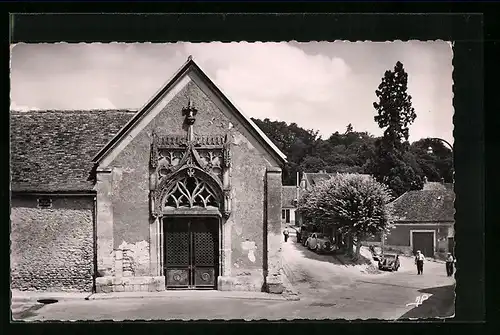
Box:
[378, 254, 400, 271]
[305, 233, 333, 253]
[369, 245, 383, 262]
[302, 232, 314, 246]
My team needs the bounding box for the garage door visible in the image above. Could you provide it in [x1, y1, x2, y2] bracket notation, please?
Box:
[412, 231, 435, 257]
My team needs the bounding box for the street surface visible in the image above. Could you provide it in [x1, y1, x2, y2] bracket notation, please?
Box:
[14, 237, 455, 321]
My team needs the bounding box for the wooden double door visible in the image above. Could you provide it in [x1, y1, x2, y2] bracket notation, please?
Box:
[163, 217, 219, 289]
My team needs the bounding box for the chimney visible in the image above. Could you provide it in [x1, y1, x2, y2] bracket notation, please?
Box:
[300, 175, 306, 190]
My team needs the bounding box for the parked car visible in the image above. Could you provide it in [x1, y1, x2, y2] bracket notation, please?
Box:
[369, 245, 383, 262]
[378, 254, 400, 271]
[302, 232, 313, 246]
[305, 233, 333, 253]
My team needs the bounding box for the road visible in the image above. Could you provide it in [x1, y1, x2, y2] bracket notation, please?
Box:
[14, 238, 455, 321]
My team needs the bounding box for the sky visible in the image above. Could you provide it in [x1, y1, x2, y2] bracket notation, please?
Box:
[10, 41, 454, 144]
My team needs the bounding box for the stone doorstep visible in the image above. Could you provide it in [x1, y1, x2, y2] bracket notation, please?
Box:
[88, 290, 287, 301]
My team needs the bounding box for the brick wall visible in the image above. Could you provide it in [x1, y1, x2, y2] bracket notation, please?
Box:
[10, 195, 94, 292]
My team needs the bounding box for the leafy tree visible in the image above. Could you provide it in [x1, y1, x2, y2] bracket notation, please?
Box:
[345, 123, 354, 134]
[369, 61, 423, 196]
[410, 138, 453, 183]
[299, 155, 326, 173]
[373, 61, 416, 146]
[298, 173, 394, 260]
[251, 118, 319, 185]
[252, 112, 451, 187]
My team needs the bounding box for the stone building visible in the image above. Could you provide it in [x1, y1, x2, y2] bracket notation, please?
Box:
[385, 183, 455, 258]
[281, 186, 299, 227]
[10, 57, 287, 294]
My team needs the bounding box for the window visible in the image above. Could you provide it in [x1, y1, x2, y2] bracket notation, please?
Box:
[285, 209, 290, 223]
[37, 197, 52, 209]
[164, 176, 220, 209]
[282, 210, 286, 220]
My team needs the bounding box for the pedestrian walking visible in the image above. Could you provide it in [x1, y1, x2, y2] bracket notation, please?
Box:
[415, 250, 425, 275]
[445, 252, 455, 277]
[283, 227, 289, 242]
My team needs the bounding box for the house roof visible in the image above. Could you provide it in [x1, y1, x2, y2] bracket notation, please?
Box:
[388, 188, 455, 222]
[303, 172, 371, 188]
[423, 182, 447, 191]
[303, 172, 334, 188]
[10, 110, 135, 192]
[92, 56, 287, 165]
[282, 186, 298, 208]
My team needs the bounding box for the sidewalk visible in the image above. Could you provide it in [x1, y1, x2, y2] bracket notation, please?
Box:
[12, 290, 91, 303]
[12, 289, 288, 304]
[88, 290, 288, 301]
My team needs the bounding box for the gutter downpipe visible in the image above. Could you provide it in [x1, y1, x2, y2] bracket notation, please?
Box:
[89, 195, 98, 298]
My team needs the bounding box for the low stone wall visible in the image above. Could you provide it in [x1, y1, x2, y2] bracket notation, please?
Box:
[96, 275, 268, 293]
[361, 241, 413, 256]
[10, 196, 94, 292]
[95, 276, 165, 293]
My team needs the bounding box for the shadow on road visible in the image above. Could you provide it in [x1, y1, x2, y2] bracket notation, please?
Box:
[288, 239, 345, 266]
[398, 284, 455, 320]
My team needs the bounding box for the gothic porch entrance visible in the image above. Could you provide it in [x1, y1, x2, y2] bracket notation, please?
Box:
[164, 217, 219, 290]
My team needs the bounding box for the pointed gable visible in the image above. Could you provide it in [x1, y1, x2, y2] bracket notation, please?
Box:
[92, 56, 287, 168]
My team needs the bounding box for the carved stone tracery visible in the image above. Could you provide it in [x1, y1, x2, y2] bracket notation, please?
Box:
[150, 129, 232, 218]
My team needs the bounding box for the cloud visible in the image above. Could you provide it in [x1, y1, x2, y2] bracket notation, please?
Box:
[182, 42, 355, 135]
[9, 42, 453, 144]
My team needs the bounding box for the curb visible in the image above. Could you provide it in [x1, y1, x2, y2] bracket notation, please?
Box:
[87, 291, 288, 302]
[12, 292, 92, 303]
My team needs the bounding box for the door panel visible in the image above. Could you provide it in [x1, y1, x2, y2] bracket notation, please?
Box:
[164, 217, 218, 289]
[164, 221, 190, 288]
[412, 232, 434, 257]
[192, 219, 217, 288]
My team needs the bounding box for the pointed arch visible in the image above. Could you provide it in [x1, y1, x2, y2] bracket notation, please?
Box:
[156, 166, 224, 213]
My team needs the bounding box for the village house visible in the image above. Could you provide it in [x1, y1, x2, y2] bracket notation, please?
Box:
[299, 170, 333, 192]
[385, 182, 455, 258]
[10, 57, 288, 294]
[281, 185, 299, 227]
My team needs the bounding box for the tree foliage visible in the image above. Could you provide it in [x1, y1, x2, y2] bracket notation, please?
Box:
[298, 173, 394, 258]
[252, 116, 452, 187]
[410, 138, 453, 183]
[373, 61, 416, 147]
[368, 61, 424, 196]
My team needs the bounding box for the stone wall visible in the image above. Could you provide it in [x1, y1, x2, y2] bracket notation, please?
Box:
[10, 195, 94, 292]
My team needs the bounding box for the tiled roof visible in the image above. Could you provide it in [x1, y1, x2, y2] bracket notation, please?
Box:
[304, 172, 334, 188]
[388, 189, 455, 222]
[303, 172, 371, 188]
[10, 110, 136, 192]
[282, 186, 298, 208]
[423, 182, 446, 191]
